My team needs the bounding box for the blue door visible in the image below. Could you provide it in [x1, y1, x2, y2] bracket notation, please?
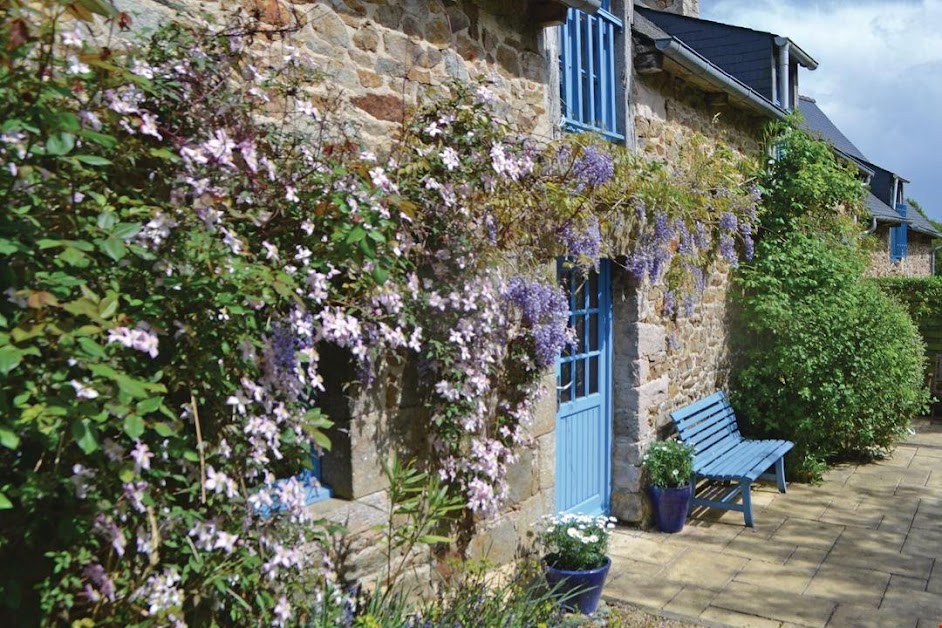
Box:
[555, 260, 612, 515]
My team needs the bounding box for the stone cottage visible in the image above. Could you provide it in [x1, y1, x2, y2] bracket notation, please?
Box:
[116, 0, 816, 577]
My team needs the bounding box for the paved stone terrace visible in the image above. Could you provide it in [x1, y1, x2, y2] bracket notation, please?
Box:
[603, 418, 942, 628]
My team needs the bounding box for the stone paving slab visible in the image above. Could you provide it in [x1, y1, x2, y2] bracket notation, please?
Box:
[602, 418, 942, 628]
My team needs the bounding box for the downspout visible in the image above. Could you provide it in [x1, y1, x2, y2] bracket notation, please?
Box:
[932, 244, 942, 276]
[863, 216, 878, 235]
[775, 38, 790, 110]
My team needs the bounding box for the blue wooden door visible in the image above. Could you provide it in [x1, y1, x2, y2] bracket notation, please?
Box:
[555, 260, 612, 515]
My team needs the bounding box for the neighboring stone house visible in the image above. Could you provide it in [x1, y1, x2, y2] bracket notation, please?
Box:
[798, 95, 941, 277]
[117, 0, 818, 576]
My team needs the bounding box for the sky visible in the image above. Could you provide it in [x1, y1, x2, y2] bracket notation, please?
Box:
[701, 0, 942, 223]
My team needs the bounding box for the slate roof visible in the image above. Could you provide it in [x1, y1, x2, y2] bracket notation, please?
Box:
[797, 96, 869, 164]
[636, 6, 817, 105]
[867, 193, 905, 225]
[631, 13, 785, 119]
[797, 96, 941, 238]
[906, 204, 941, 237]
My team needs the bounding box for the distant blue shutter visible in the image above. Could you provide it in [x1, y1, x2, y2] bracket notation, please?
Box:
[891, 203, 908, 261]
[558, 2, 624, 142]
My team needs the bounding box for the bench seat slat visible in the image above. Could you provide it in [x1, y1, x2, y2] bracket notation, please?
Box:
[699, 440, 792, 480]
[691, 425, 742, 459]
[668, 390, 793, 527]
[679, 408, 739, 444]
[670, 392, 727, 424]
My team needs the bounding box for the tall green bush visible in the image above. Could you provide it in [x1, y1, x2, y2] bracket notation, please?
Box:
[732, 118, 929, 480]
[733, 233, 929, 478]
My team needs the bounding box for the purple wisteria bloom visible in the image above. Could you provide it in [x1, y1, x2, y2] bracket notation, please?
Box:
[572, 146, 614, 189]
[561, 216, 601, 263]
[718, 234, 738, 266]
[504, 276, 572, 367]
[719, 211, 738, 232]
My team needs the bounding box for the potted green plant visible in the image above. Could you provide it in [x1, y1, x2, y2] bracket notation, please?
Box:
[537, 513, 616, 615]
[643, 439, 695, 533]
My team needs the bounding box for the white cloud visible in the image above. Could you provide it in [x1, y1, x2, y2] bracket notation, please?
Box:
[702, 0, 942, 220]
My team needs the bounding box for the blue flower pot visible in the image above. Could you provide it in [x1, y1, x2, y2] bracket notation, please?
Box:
[649, 484, 692, 533]
[544, 556, 611, 615]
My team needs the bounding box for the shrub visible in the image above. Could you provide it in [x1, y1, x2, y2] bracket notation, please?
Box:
[732, 232, 930, 479]
[642, 440, 694, 489]
[537, 513, 615, 571]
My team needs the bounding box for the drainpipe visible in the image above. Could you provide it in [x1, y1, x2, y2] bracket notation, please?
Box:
[932, 244, 942, 276]
[775, 38, 790, 110]
[863, 216, 878, 235]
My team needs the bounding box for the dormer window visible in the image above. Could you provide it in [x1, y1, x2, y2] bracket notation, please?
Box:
[558, 1, 624, 141]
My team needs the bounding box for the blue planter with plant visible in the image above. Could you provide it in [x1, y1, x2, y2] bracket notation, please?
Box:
[643, 440, 695, 533]
[538, 513, 617, 615]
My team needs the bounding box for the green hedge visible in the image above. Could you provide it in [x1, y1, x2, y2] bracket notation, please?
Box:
[874, 276, 942, 375]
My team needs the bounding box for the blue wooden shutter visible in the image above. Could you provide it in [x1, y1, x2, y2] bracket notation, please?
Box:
[891, 203, 908, 261]
[558, 2, 624, 141]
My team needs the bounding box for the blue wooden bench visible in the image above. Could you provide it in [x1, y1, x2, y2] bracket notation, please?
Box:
[669, 391, 793, 527]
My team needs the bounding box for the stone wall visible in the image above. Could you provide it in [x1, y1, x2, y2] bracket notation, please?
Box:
[610, 71, 765, 524]
[868, 227, 935, 277]
[118, 0, 556, 148]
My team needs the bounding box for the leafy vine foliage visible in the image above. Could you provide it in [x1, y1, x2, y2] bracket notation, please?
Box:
[0, 3, 759, 624]
[731, 118, 930, 480]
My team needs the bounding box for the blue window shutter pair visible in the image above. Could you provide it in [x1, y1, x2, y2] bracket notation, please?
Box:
[890, 203, 908, 261]
[559, 3, 624, 141]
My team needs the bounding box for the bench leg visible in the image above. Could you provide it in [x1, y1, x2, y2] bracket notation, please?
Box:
[741, 479, 754, 527]
[775, 457, 787, 494]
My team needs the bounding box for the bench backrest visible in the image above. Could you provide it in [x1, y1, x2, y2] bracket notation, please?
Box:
[670, 391, 743, 469]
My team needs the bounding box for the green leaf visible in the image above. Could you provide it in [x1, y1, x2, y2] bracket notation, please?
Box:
[118, 467, 134, 483]
[97, 211, 117, 230]
[72, 420, 98, 454]
[77, 337, 106, 358]
[73, 155, 112, 166]
[136, 397, 163, 414]
[98, 292, 119, 319]
[123, 415, 145, 440]
[311, 429, 331, 452]
[0, 492, 11, 510]
[112, 223, 142, 240]
[345, 227, 366, 245]
[58, 247, 89, 267]
[372, 266, 389, 284]
[100, 238, 126, 261]
[0, 428, 20, 450]
[45, 133, 75, 156]
[153, 422, 175, 438]
[0, 346, 26, 375]
[80, 130, 118, 149]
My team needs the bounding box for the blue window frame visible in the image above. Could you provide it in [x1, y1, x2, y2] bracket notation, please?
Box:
[559, 1, 623, 141]
[890, 203, 908, 261]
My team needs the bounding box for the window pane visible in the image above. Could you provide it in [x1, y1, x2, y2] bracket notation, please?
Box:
[589, 271, 599, 309]
[589, 313, 598, 352]
[589, 356, 599, 395]
[559, 361, 572, 403]
[575, 315, 586, 355]
[575, 358, 586, 398]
